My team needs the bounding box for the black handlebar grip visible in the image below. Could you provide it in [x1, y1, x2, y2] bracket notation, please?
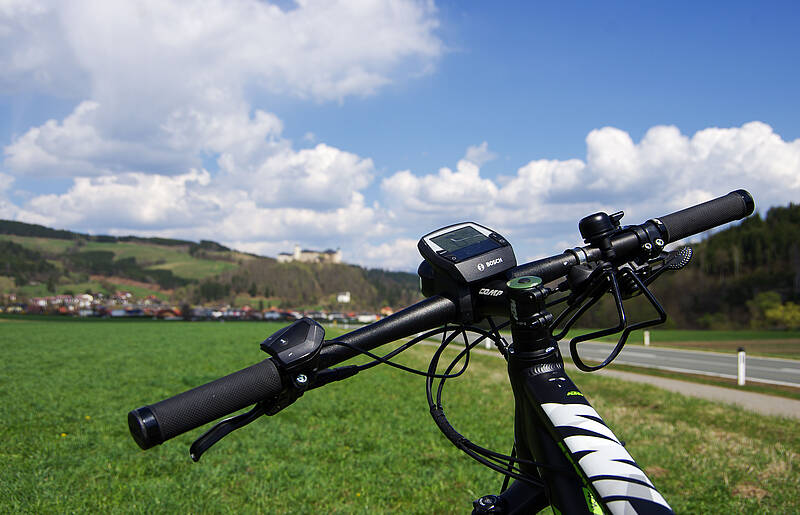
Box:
[657, 189, 754, 243]
[128, 358, 282, 450]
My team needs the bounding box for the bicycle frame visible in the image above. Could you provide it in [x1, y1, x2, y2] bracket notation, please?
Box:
[496, 345, 673, 514]
[471, 293, 674, 514]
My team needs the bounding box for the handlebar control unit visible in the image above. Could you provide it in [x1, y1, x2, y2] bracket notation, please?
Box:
[418, 222, 516, 284]
[260, 317, 325, 372]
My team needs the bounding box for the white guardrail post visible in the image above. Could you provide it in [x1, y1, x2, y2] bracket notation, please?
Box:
[643, 330, 650, 347]
[737, 347, 746, 386]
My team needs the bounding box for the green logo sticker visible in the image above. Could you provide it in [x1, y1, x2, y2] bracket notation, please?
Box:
[566, 390, 583, 397]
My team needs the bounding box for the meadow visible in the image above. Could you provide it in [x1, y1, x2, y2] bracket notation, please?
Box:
[1, 319, 798, 513]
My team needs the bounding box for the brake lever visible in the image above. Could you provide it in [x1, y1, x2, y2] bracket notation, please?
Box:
[188, 317, 331, 461]
[189, 368, 316, 462]
[190, 403, 267, 462]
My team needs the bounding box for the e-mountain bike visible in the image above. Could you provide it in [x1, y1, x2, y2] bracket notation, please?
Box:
[129, 190, 754, 514]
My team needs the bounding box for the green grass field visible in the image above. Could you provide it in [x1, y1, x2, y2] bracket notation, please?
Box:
[76, 241, 241, 280]
[0, 235, 76, 254]
[17, 280, 169, 300]
[1, 319, 798, 513]
[146, 259, 238, 280]
[1, 235, 240, 282]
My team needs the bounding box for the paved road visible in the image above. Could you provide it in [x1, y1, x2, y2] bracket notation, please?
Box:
[448, 331, 800, 387]
[560, 341, 800, 388]
[429, 342, 800, 419]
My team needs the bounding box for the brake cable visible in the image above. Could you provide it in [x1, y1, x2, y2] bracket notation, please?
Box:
[424, 318, 568, 486]
[550, 248, 691, 372]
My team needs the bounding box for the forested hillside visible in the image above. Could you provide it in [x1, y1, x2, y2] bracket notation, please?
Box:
[578, 203, 800, 329]
[0, 240, 58, 286]
[188, 260, 421, 310]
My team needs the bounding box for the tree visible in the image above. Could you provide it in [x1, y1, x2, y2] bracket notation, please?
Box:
[747, 291, 782, 329]
[765, 302, 800, 329]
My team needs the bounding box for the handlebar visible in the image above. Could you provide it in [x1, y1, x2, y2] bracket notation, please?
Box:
[128, 358, 283, 449]
[128, 295, 457, 449]
[128, 189, 754, 451]
[512, 189, 754, 283]
[657, 189, 754, 243]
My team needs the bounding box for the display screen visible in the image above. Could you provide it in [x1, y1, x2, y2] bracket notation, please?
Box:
[431, 226, 497, 253]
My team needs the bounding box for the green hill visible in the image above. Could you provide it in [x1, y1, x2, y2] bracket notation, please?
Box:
[0, 220, 421, 310]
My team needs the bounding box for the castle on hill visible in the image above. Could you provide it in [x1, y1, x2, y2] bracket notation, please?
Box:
[277, 244, 342, 264]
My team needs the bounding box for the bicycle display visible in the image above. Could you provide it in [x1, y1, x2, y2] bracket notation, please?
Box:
[129, 190, 755, 514]
[418, 221, 516, 284]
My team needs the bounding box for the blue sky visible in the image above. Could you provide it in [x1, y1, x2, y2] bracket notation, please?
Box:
[1, 1, 799, 270]
[275, 1, 800, 167]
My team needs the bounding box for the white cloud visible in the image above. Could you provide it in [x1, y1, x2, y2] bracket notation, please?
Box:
[23, 169, 214, 229]
[585, 126, 640, 190]
[582, 122, 800, 214]
[222, 143, 374, 210]
[161, 108, 284, 161]
[14, 167, 387, 259]
[357, 238, 420, 270]
[3, 0, 441, 102]
[464, 141, 496, 167]
[381, 152, 499, 219]
[216, 191, 384, 243]
[498, 158, 585, 205]
[2, 0, 442, 178]
[7, 121, 800, 270]
[0, 0, 87, 96]
[4, 101, 199, 176]
[380, 123, 800, 263]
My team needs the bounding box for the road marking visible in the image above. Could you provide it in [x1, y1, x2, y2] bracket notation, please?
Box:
[780, 368, 800, 374]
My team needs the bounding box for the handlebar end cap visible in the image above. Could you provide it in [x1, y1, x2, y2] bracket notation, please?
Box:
[733, 189, 755, 216]
[128, 406, 164, 450]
